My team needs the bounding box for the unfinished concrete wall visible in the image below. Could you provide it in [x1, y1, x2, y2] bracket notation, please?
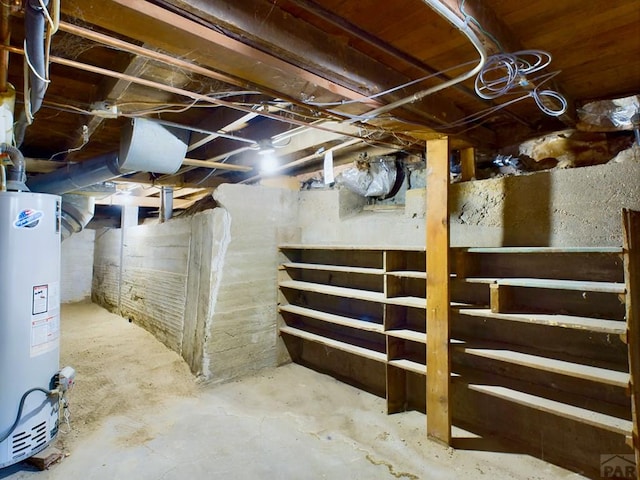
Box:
[92, 211, 217, 372]
[119, 218, 192, 353]
[92, 227, 121, 310]
[450, 153, 640, 246]
[91, 185, 298, 383]
[61, 228, 95, 303]
[203, 184, 298, 383]
[300, 153, 640, 247]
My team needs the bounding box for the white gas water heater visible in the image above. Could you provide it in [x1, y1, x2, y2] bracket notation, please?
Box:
[0, 190, 75, 468]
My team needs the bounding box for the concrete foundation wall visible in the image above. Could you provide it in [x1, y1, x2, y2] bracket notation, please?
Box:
[204, 184, 298, 383]
[89, 156, 638, 384]
[92, 227, 121, 310]
[61, 228, 95, 303]
[300, 155, 640, 247]
[91, 185, 298, 383]
[119, 218, 192, 353]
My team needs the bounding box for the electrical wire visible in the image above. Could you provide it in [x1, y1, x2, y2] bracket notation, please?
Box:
[302, 59, 477, 108]
[59, 397, 71, 434]
[192, 154, 231, 186]
[22, 40, 51, 84]
[473, 50, 567, 117]
[460, 0, 504, 52]
[474, 50, 552, 99]
[49, 124, 89, 160]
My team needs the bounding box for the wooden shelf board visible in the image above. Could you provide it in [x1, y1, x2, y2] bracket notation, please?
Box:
[457, 277, 497, 284]
[460, 247, 623, 254]
[467, 384, 633, 436]
[456, 343, 630, 388]
[386, 271, 427, 279]
[280, 326, 386, 363]
[280, 244, 425, 252]
[386, 329, 427, 344]
[282, 262, 384, 275]
[279, 280, 385, 302]
[456, 308, 626, 335]
[495, 278, 626, 294]
[279, 304, 383, 333]
[388, 359, 426, 375]
[280, 280, 431, 309]
[386, 296, 427, 309]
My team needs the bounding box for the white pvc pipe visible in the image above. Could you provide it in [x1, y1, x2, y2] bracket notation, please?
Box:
[355, 0, 487, 122]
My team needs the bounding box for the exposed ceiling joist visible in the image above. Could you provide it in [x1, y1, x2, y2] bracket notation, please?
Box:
[436, 0, 576, 126]
[60, 0, 383, 107]
[154, 0, 498, 145]
[95, 195, 192, 208]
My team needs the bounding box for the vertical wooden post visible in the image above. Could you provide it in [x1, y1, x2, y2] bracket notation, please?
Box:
[426, 137, 451, 444]
[460, 147, 475, 182]
[623, 209, 640, 468]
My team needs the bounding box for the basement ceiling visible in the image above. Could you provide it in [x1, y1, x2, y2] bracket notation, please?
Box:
[3, 0, 640, 205]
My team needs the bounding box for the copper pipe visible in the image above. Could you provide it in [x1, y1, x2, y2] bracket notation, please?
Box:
[0, 2, 10, 92]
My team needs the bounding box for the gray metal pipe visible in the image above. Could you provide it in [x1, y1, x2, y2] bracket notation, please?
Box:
[1, 143, 27, 191]
[27, 152, 121, 194]
[159, 186, 173, 223]
[15, 0, 50, 146]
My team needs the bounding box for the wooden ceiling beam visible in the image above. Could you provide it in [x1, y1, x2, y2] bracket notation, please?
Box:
[61, 0, 495, 146]
[66, 55, 151, 162]
[95, 195, 192, 208]
[162, 0, 497, 146]
[61, 0, 378, 106]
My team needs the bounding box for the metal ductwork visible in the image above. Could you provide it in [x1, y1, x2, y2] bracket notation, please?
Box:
[27, 151, 122, 195]
[59, 193, 95, 241]
[26, 118, 190, 238]
[1, 143, 28, 191]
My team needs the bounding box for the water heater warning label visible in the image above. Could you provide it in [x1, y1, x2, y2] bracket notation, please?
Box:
[30, 314, 59, 358]
[32, 285, 48, 315]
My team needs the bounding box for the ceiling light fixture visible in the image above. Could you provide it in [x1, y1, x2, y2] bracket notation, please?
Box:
[257, 139, 276, 155]
[260, 155, 278, 174]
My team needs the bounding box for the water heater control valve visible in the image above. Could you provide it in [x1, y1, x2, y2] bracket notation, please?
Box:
[55, 366, 76, 393]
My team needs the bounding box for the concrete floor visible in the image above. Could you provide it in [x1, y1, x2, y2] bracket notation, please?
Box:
[1, 304, 584, 480]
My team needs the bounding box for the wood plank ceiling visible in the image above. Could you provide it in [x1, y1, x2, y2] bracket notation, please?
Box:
[2, 0, 639, 206]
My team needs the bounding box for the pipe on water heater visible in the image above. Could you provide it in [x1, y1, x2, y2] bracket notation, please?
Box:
[1, 143, 28, 191]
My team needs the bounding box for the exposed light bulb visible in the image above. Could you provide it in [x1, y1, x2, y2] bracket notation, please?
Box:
[260, 154, 278, 174]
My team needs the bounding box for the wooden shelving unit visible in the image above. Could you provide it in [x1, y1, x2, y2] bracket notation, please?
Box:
[278, 245, 428, 413]
[278, 236, 639, 475]
[451, 244, 635, 475]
